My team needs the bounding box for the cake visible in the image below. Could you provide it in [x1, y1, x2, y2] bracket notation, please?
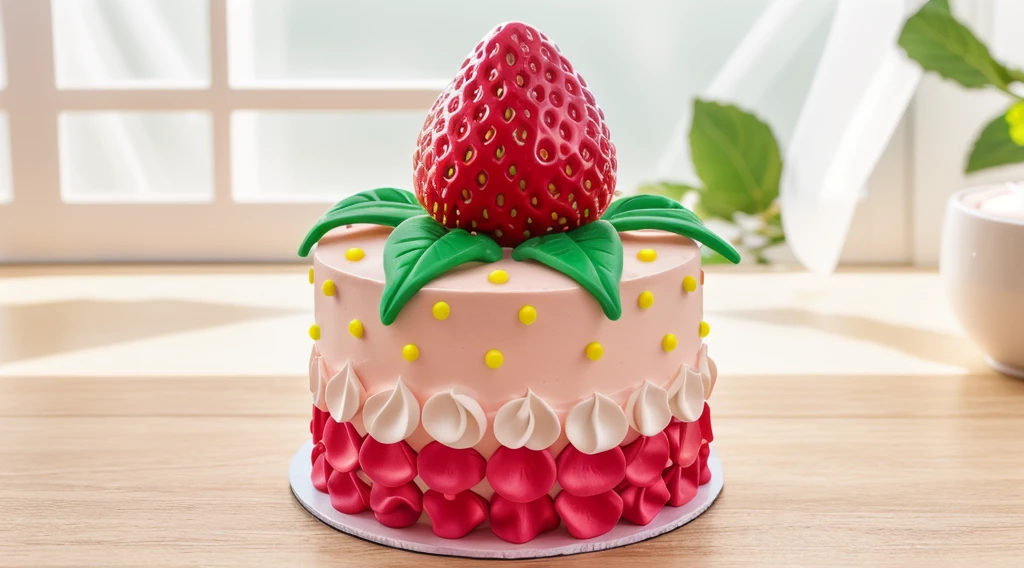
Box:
[296, 22, 739, 545]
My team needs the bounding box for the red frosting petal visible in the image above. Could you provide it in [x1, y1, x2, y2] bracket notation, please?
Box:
[619, 478, 670, 525]
[663, 460, 700, 507]
[698, 443, 712, 485]
[417, 442, 487, 495]
[327, 470, 371, 514]
[665, 418, 703, 467]
[622, 432, 669, 487]
[310, 450, 333, 493]
[556, 444, 626, 497]
[311, 405, 330, 444]
[311, 441, 326, 466]
[489, 494, 559, 544]
[322, 420, 363, 473]
[370, 481, 423, 528]
[486, 446, 556, 503]
[554, 490, 623, 539]
[358, 437, 418, 488]
[699, 403, 714, 443]
[423, 490, 489, 539]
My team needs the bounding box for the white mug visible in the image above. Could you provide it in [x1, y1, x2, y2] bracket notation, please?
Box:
[940, 185, 1024, 378]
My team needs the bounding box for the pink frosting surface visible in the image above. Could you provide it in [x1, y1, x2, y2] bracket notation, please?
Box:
[311, 224, 704, 456]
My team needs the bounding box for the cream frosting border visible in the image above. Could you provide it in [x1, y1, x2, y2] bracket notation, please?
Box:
[313, 346, 716, 450]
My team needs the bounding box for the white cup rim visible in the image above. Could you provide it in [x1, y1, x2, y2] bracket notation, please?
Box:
[950, 185, 1024, 227]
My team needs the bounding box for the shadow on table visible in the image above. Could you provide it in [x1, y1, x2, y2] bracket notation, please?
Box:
[0, 299, 300, 363]
[720, 307, 987, 371]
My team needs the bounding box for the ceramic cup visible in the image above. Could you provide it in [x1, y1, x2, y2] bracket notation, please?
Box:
[940, 185, 1024, 378]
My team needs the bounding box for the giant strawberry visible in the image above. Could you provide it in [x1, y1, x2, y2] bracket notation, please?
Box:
[413, 22, 617, 247]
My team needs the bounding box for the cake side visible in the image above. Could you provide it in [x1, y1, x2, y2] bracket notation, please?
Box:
[305, 224, 718, 541]
[309, 223, 709, 458]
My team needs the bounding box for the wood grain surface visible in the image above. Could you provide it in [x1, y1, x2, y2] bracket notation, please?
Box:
[2, 266, 1022, 567]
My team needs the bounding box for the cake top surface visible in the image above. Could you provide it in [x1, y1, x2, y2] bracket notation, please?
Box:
[316, 224, 699, 293]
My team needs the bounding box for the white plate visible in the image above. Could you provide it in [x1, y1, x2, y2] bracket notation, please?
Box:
[289, 441, 724, 559]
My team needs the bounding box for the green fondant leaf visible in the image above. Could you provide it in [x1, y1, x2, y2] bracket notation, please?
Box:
[298, 188, 425, 257]
[511, 221, 623, 320]
[380, 216, 503, 325]
[604, 193, 686, 218]
[603, 195, 741, 264]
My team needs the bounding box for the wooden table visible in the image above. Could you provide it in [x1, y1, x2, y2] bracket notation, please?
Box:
[2, 266, 1023, 567]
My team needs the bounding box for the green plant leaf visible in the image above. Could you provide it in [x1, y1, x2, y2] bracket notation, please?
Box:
[603, 194, 741, 264]
[637, 181, 701, 202]
[380, 216, 503, 325]
[966, 108, 1024, 173]
[689, 99, 782, 219]
[511, 221, 623, 320]
[898, 0, 1010, 90]
[298, 188, 425, 257]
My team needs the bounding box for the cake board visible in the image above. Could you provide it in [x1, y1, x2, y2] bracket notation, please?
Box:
[289, 441, 724, 559]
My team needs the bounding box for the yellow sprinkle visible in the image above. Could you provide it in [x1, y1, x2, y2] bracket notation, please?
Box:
[485, 349, 504, 369]
[307, 267, 314, 284]
[662, 333, 678, 352]
[348, 319, 364, 339]
[432, 301, 450, 320]
[638, 290, 654, 309]
[308, 324, 321, 341]
[585, 342, 604, 361]
[637, 249, 657, 262]
[488, 269, 509, 284]
[402, 344, 420, 362]
[518, 305, 537, 325]
[345, 248, 365, 261]
[322, 279, 336, 296]
[682, 276, 698, 293]
[699, 321, 711, 338]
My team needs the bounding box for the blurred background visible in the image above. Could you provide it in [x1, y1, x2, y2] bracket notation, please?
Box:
[0, 0, 1019, 266]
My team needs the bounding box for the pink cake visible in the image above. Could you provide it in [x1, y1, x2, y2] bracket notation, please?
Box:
[298, 21, 738, 545]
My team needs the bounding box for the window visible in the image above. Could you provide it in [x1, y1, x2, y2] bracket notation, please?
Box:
[0, 0, 958, 264]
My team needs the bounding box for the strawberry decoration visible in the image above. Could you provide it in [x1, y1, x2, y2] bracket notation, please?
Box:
[413, 22, 617, 247]
[299, 28, 739, 324]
